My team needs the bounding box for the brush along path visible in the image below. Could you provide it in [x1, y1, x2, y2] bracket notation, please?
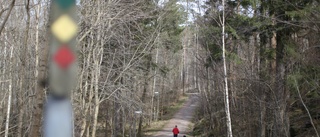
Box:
[151, 94, 199, 137]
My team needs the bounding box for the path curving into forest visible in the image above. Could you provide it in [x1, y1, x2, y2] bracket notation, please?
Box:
[151, 94, 199, 137]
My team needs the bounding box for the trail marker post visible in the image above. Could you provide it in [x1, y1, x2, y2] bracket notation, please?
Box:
[133, 111, 142, 137]
[44, 0, 78, 137]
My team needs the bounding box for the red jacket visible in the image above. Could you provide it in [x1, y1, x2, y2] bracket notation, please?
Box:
[172, 127, 179, 135]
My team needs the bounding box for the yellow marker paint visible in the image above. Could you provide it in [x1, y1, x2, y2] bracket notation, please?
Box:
[51, 14, 77, 43]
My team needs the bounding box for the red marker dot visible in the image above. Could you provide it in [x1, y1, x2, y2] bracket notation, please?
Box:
[53, 45, 75, 69]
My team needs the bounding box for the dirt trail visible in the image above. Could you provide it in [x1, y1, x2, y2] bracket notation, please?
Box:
[151, 94, 199, 137]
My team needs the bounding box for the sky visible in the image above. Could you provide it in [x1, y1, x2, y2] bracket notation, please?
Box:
[178, 0, 207, 22]
[158, 0, 207, 23]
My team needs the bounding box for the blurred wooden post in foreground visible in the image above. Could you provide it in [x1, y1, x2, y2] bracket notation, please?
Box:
[44, 0, 78, 137]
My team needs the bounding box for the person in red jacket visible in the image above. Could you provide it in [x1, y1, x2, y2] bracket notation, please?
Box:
[172, 125, 180, 137]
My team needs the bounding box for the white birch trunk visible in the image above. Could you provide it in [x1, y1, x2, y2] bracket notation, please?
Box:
[4, 47, 13, 137]
[182, 42, 186, 94]
[33, 2, 40, 131]
[222, 0, 233, 136]
[0, 42, 8, 130]
[151, 47, 159, 120]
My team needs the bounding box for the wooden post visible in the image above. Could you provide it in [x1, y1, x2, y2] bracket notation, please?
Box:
[44, 0, 78, 136]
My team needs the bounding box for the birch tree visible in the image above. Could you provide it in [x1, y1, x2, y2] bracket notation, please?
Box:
[221, 0, 233, 136]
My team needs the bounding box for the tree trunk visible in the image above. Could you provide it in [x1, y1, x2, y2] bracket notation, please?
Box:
[92, 44, 103, 137]
[105, 101, 110, 137]
[221, 0, 233, 136]
[151, 48, 159, 121]
[259, 32, 267, 137]
[137, 55, 151, 137]
[29, 32, 48, 136]
[92, 66, 101, 137]
[182, 40, 186, 95]
[17, 1, 30, 136]
[0, 0, 16, 35]
[4, 47, 13, 137]
[274, 31, 290, 137]
[33, 2, 40, 135]
[29, 0, 53, 136]
[113, 95, 119, 137]
[80, 44, 93, 137]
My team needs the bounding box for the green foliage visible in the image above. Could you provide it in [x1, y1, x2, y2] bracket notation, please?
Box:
[158, 0, 185, 53]
[198, 20, 223, 66]
[227, 52, 242, 65]
[196, 0, 320, 136]
[204, 42, 222, 67]
[264, 48, 276, 60]
[227, 25, 240, 39]
[192, 118, 209, 136]
[226, 14, 262, 42]
[288, 63, 320, 136]
[287, 72, 303, 88]
[240, 0, 254, 8]
[284, 41, 300, 60]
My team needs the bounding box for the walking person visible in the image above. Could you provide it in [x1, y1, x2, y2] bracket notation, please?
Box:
[172, 125, 180, 137]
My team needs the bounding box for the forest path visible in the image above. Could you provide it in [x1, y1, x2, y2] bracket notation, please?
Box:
[150, 94, 199, 137]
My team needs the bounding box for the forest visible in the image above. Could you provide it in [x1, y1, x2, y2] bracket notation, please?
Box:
[0, 0, 320, 137]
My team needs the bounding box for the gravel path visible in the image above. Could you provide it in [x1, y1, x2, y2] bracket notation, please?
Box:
[151, 94, 199, 137]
